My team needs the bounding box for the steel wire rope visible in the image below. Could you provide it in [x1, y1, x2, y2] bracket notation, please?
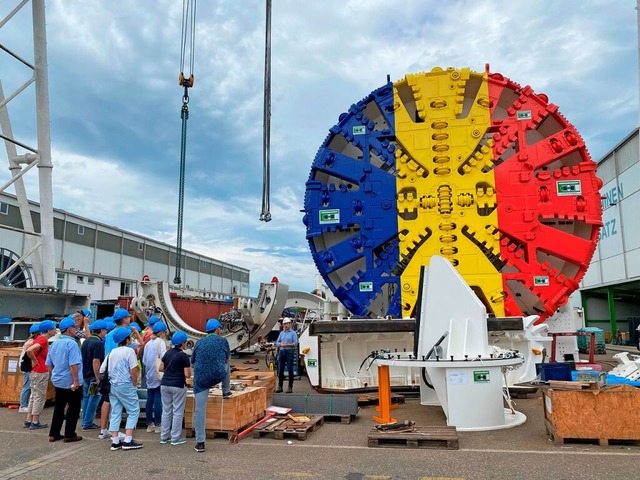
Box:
[260, 0, 272, 222]
[174, 0, 197, 284]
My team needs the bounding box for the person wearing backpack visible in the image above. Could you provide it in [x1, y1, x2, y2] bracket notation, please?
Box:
[18, 323, 40, 413]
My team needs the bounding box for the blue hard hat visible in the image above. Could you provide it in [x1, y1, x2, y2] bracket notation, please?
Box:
[105, 319, 116, 331]
[59, 317, 76, 331]
[81, 308, 92, 317]
[90, 320, 107, 332]
[205, 318, 221, 332]
[112, 308, 131, 322]
[171, 331, 188, 346]
[129, 323, 141, 332]
[152, 321, 167, 334]
[113, 327, 131, 345]
[145, 315, 160, 327]
[39, 319, 57, 333]
[29, 323, 41, 334]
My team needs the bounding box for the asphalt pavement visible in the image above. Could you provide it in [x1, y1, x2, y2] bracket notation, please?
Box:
[1, 348, 639, 480]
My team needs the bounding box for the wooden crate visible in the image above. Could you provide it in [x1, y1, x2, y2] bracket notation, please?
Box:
[230, 371, 276, 392]
[184, 386, 266, 431]
[0, 346, 55, 405]
[543, 385, 640, 444]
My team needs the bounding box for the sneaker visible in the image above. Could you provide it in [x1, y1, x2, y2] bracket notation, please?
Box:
[98, 431, 110, 440]
[194, 442, 205, 453]
[286, 388, 293, 394]
[222, 392, 232, 399]
[122, 439, 144, 450]
[275, 387, 283, 393]
[146, 424, 155, 433]
[154, 426, 162, 434]
[29, 422, 48, 430]
[110, 442, 122, 451]
[159, 438, 170, 444]
[170, 438, 187, 446]
[82, 424, 100, 431]
[23, 421, 31, 428]
[18, 407, 29, 413]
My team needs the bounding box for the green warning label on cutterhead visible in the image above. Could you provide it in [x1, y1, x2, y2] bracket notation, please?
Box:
[359, 282, 373, 292]
[319, 209, 340, 224]
[517, 110, 532, 120]
[557, 180, 581, 196]
[534, 276, 549, 286]
[352, 125, 366, 135]
[473, 370, 490, 383]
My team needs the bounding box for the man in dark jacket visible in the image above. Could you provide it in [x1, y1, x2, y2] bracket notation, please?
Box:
[191, 318, 231, 453]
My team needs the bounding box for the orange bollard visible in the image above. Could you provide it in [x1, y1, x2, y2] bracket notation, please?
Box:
[372, 365, 398, 424]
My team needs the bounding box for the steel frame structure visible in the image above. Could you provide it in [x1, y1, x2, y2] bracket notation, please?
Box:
[0, 0, 55, 287]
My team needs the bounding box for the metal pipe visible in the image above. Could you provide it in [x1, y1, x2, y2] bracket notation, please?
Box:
[0, 158, 39, 193]
[33, 0, 56, 287]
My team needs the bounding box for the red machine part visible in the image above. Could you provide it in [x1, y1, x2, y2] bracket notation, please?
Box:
[487, 69, 603, 323]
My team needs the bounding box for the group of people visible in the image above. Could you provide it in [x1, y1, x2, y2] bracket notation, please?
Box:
[17, 308, 250, 453]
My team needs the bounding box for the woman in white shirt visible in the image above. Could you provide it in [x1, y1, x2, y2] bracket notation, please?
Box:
[100, 327, 143, 450]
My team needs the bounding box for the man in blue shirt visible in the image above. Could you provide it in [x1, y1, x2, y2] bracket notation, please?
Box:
[45, 317, 84, 443]
[275, 318, 298, 394]
[104, 308, 132, 355]
[191, 318, 231, 453]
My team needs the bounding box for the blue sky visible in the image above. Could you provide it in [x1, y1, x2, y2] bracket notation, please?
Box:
[0, 0, 638, 296]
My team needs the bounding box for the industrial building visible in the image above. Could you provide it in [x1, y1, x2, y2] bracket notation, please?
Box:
[0, 191, 250, 303]
[580, 127, 640, 341]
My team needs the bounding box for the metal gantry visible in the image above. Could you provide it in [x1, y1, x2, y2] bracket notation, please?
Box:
[0, 0, 55, 288]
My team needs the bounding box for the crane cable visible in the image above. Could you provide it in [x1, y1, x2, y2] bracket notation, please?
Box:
[260, 0, 272, 222]
[174, 0, 197, 284]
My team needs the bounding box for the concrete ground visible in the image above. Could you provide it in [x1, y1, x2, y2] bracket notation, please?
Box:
[1, 346, 639, 480]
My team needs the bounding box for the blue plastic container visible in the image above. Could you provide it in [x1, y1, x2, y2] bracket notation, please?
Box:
[535, 362, 572, 381]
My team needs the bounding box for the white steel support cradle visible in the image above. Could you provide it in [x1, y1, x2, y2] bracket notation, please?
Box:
[401, 256, 527, 431]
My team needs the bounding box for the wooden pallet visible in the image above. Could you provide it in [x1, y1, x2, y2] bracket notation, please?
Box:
[185, 419, 257, 441]
[323, 414, 356, 424]
[252, 414, 324, 441]
[357, 393, 405, 406]
[367, 426, 459, 450]
[545, 419, 640, 447]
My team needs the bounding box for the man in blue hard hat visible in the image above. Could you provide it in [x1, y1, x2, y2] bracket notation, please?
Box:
[80, 320, 107, 431]
[191, 318, 231, 453]
[104, 308, 132, 356]
[46, 317, 84, 442]
[142, 321, 168, 434]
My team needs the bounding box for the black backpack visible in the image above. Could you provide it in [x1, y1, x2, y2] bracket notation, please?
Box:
[20, 353, 32, 373]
